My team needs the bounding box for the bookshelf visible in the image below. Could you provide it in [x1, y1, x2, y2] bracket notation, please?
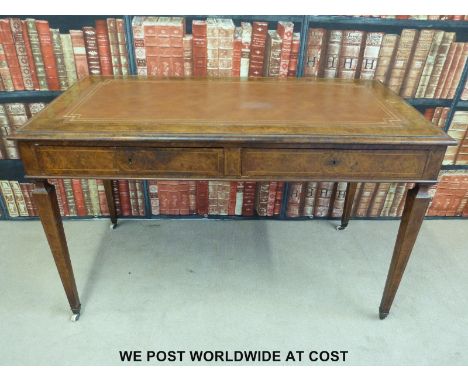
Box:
[1, 15, 468, 221]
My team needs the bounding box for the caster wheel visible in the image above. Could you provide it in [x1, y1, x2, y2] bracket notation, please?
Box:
[336, 225, 347, 231]
[70, 313, 80, 322]
[110, 223, 117, 230]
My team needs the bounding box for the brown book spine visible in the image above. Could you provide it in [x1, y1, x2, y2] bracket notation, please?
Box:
[95, 20, 113, 76]
[96, 179, 109, 216]
[10, 181, 29, 217]
[135, 180, 146, 216]
[455, 127, 468, 165]
[302, 181, 318, 217]
[117, 180, 131, 216]
[277, 21, 294, 78]
[228, 181, 238, 215]
[0, 43, 14, 91]
[128, 180, 139, 216]
[56, 179, 70, 216]
[248, 22, 268, 78]
[20, 183, 35, 216]
[368, 183, 391, 217]
[287, 32, 300, 77]
[286, 182, 304, 218]
[20, 20, 39, 90]
[255, 181, 270, 217]
[447, 43, 468, 99]
[116, 19, 129, 75]
[338, 30, 365, 79]
[83, 27, 101, 75]
[87, 179, 101, 216]
[232, 28, 242, 77]
[387, 29, 419, 94]
[156, 181, 170, 215]
[196, 180, 209, 216]
[304, 28, 327, 77]
[71, 179, 87, 216]
[192, 20, 207, 77]
[444, 111, 468, 164]
[183, 34, 193, 77]
[433, 42, 458, 99]
[216, 181, 230, 215]
[8, 18, 34, 90]
[62, 179, 77, 216]
[180, 181, 192, 216]
[106, 18, 122, 75]
[273, 181, 284, 216]
[263, 30, 282, 77]
[389, 183, 407, 217]
[3, 102, 26, 157]
[374, 34, 399, 84]
[50, 29, 69, 90]
[242, 181, 257, 216]
[206, 18, 219, 78]
[323, 30, 343, 78]
[438, 43, 464, 99]
[70, 30, 89, 80]
[208, 181, 219, 215]
[35, 20, 60, 90]
[0, 19, 25, 90]
[25, 19, 48, 90]
[355, 183, 377, 217]
[188, 181, 196, 214]
[148, 180, 160, 215]
[331, 182, 348, 218]
[48, 179, 65, 216]
[359, 32, 384, 80]
[423, 107, 435, 121]
[314, 182, 335, 217]
[266, 181, 278, 217]
[80, 179, 93, 215]
[0, 180, 19, 217]
[400, 29, 435, 97]
[132, 16, 147, 76]
[431, 106, 443, 125]
[111, 180, 121, 215]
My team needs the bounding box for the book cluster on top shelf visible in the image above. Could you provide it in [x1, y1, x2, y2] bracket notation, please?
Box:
[1, 15, 468, 221]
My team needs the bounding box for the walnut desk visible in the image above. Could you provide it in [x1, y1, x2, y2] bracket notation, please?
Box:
[10, 76, 455, 321]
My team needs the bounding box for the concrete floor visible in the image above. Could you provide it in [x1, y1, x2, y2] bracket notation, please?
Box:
[0, 218, 467, 365]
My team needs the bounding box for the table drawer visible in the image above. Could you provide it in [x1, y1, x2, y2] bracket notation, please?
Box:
[31, 145, 224, 177]
[241, 149, 429, 179]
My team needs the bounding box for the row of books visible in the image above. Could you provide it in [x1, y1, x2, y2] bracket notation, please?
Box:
[422, 108, 468, 165]
[0, 17, 130, 91]
[355, 16, 468, 21]
[2, 177, 467, 219]
[304, 28, 468, 99]
[132, 17, 300, 78]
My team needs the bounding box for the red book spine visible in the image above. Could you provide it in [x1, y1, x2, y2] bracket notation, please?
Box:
[228, 181, 238, 215]
[57, 179, 70, 216]
[71, 179, 87, 216]
[96, 179, 109, 216]
[21, 20, 39, 89]
[266, 181, 278, 216]
[117, 180, 131, 216]
[287, 33, 300, 77]
[248, 22, 268, 77]
[111, 180, 121, 215]
[232, 28, 242, 77]
[273, 181, 285, 215]
[83, 27, 101, 75]
[0, 42, 15, 91]
[35, 20, 60, 90]
[276, 21, 294, 78]
[27, 184, 38, 215]
[95, 20, 113, 75]
[128, 180, 139, 216]
[20, 183, 35, 216]
[9, 18, 34, 90]
[242, 181, 257, 216]
[0, 18, 25, 90]
[49, 179, 65, 216]
[179, 181, 190, 215]
[70, 30, 89, 80]
[196, 180, 209, 215]
[192, 20, 207, 77]
[188, 180, 196, 214]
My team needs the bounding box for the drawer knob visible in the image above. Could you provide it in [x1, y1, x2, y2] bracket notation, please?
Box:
[128, 157, 133, 165]
[328, 158, 339, 166]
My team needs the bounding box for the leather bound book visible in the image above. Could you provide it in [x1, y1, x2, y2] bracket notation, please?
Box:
[62, 179, 77, 216]
[248, 21, 268, 78]
[331, 182, 347, 218]
[196, 180, 209, 216]
[83, 27, 101, 75]
[87, 179, 101, 216]
[183, 34, 193, 77]
[106, 18, 122, 75]
[232, 27, 242, 77]
[60, 34, 78, 86]
[354, 183, 377, 217]
[178, 181, 191, 216]
[20, 20, 39, 90]
[10, 181, 29, 217]
[206, 18, 219, 78]
[0, 42, 15, 91]
[116, 19, 129, 75]
[323, 30, 343, 79]
[208, 180, 218, 214]
[288, 32, 300, 77]
[454, 176, 468, 215]
[286, 182, 304, 218]
[273, 181, 285, 216]
[277, 21, 294, 78]
[359, 32, 384, 80]
[111, 180, 121, 215]
[263, 30, 282, 77]
[387, 29, 419, 94]
[192, 20, 207, 77]
[446, 43, 468, 99]
[432, 41, 458, 99]
[374, 34, 399, 84]
[96, 179, 109, 216]
[266, 181, 278, 217]
[20, 183, 35, 216]
[431, 107, 442, 125]
[5, 102, 28, 132]
[188, 181, 196, 214]
[314, 182, 335, 217]
[228, 181, 238, 215]
[240, 22, 252, 78]
[9, 18, 34, 90]
[380, 183, 397, 217]
[455, 128, 468, 165]
[0, 19, 24, 90]
[235, 181, 244, 216]
[25, 19, 47, 90]
[242, 181, 257, 216]
[400, 29, 435, 98]
[0, 180, 19, 217]
[438, 107, 450, 129]
[28, 102, 45, 116]
[1, 106, 17, 159]
[338, 30, 365, 79]
[214, 18, 235, 78]
[302, 181, 318, 217]
[396, 184, 414, 217]
[57, 179, 70, 216]
[128, 180, 139, 216]
[415, 30, 444, 98]
[50, 29, 69, 90]
[27, 183, 38, 216]
[368, 183, 391, 217]
[95, 20, 113, 76]
[424, 32, 456, 98]
[389, 183, 407, 217]
[304, 28, 327, 77]
[437, 43, 464, 99]
[255, 181, 270, 216]
[132, 16, 147, 76]
[117, 180, 131, 216]
[35, 20, 60, 90]
[48, 179, 65, 216]
[147, 180, 160, 215]
[444, 111, 468, 164]
[80, 179, 93, 215]
[70, 30, 89, 80]
[217, 181, 230, 215]
[71, 179, 87, 216]
[423, 108, 435, 121]
[136, 181, 146, 216]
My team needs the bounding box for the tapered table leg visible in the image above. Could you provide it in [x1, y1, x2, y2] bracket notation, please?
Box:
[379, 183, 432, 319]
[337, 182, 357, 230]
[33, 180, 81, 318]
[103, 179, 118, 229]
